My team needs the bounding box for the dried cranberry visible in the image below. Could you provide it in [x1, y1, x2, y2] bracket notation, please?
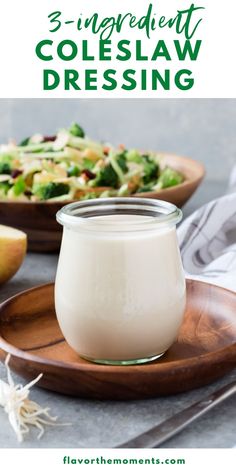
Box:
[82, 169, 96, 179]
[43, 135, 56, 142]
[11, 169, 23, 178]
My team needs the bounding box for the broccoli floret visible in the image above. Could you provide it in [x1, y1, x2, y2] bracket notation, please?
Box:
[0, 162, 11, 174]
[33, 182, 70, 200]
[117, 152, 128, 172]
[67, 164, 80, 177]
[91, 164, 119, 188]
[69, 122, 85, 138]
[126, 151, 159, 184]
[19, 137, 30, 146]
[142, 155, 159, 184]
[0, 182, 10, 197]
[158, 167, 184, 189]
[137, 183, 154, 193]
[95, 152, 129, 188]
[0, 154, 13, 174]
[126, 149, 142, 163]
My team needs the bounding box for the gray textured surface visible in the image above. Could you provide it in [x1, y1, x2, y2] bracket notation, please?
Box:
[0, 179, 235, 448]
[0, 99, 236, 180]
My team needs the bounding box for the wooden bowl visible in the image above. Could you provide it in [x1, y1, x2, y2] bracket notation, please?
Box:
[0, 279, 235, 400]
[0, 154, 205, 252]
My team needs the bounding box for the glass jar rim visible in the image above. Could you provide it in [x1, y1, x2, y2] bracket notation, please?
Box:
[56, 197, 182, 233]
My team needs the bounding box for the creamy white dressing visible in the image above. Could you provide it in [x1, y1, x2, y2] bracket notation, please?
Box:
[55, 214, 186, 363]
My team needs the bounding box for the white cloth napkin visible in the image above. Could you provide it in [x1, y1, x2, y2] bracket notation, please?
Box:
[177, 174, 236, 292]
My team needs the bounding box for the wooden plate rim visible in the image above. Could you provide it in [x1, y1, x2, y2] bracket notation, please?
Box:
[0, 279, 235, 376]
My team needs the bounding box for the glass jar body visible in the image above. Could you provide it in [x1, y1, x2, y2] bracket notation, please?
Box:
[55, 200, 186, 365]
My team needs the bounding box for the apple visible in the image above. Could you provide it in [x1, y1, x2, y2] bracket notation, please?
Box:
[0, 225, 27, 285]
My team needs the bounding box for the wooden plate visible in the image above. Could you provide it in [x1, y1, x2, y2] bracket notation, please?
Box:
[1, 279, 233, 401]
[0, 154, 205, 252]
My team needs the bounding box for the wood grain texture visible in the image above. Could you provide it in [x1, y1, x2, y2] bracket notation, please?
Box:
[0, 280, 235, 400]
[0, 154, 205, 252]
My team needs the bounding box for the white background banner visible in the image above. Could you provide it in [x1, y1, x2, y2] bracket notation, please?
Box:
[0, 0, 235, 98]
[0, 448, 235, 471]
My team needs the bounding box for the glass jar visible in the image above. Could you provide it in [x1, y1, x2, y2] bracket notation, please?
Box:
[55, 198, 186, 365]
